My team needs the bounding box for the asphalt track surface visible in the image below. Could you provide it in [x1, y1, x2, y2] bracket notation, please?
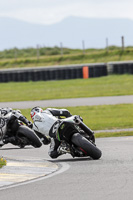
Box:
[0, 95, 133, 200]
[0, 137, 133, 200]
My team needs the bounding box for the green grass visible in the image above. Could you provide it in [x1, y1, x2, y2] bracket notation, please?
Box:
[95, 131, 133, 138]
[1, 48, 133, 69]
[21, 104, 133, 138]
[0, 74, 133, 102]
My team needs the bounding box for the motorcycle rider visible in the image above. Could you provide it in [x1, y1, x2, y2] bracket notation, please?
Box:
[30, 106, 80, 158]
[0, 107, 32, 146]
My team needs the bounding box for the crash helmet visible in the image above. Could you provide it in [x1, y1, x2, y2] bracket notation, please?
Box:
[1, 107, 12, 116]
[30, 106, 43, 120]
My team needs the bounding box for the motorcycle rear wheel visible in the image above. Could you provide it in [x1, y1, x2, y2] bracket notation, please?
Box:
[71, 133, 102, 159]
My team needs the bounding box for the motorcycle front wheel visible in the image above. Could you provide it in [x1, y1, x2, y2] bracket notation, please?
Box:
[71, 133, 102, 160]
[17, 126, 42, 148]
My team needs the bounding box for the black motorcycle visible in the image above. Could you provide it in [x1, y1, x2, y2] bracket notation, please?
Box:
[35, 115, 102, 159]
[59, 116, 102, 159]
[0, 112, 42, 148]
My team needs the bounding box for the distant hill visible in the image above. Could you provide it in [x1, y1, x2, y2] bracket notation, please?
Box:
[0, 16, 133, 50]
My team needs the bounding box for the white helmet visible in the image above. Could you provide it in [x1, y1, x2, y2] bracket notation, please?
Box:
[1, 107, 12, 116]
[30, 106, 43, 120]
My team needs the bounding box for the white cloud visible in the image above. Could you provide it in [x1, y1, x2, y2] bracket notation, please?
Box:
[0, 0, 133, 24]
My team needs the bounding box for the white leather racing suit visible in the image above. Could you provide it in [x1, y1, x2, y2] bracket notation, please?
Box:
[32, 108, 72, 158]
[32, 109, 58, 137]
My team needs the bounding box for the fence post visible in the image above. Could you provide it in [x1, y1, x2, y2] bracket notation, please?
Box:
[14, 47, 17, 61]
[82, 40, 85, 54]
[60, 42, 63, 56]
[121, 36, 125, 51]
[106, 38, 109, 53]
[37, 44, 40, 59]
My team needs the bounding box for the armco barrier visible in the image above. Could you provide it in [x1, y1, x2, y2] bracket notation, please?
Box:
[0, 63, 107, 82]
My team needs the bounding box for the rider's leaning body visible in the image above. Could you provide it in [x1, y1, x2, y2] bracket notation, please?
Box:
[0, 107, 32, 145]
[30, 107, 79, 158]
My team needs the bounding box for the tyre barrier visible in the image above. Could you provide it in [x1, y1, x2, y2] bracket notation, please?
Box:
[107, 61, 133, 75]
[1, 61, 132, 83]
[0, 63, 107, 82]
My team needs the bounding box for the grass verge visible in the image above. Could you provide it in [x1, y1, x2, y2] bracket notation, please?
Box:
[95, 131, 133, 138]
[0, 74, 133, 102]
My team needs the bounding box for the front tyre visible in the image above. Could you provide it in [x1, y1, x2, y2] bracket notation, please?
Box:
[71, 133, 102, 159]
[17, 126, 42, 148]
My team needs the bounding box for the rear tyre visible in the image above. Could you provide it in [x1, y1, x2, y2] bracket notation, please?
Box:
[17, 126, 42, 148]
[71, 133, 102, 159]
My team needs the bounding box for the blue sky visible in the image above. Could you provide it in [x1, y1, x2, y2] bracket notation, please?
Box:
[0, 0, 133, 24]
